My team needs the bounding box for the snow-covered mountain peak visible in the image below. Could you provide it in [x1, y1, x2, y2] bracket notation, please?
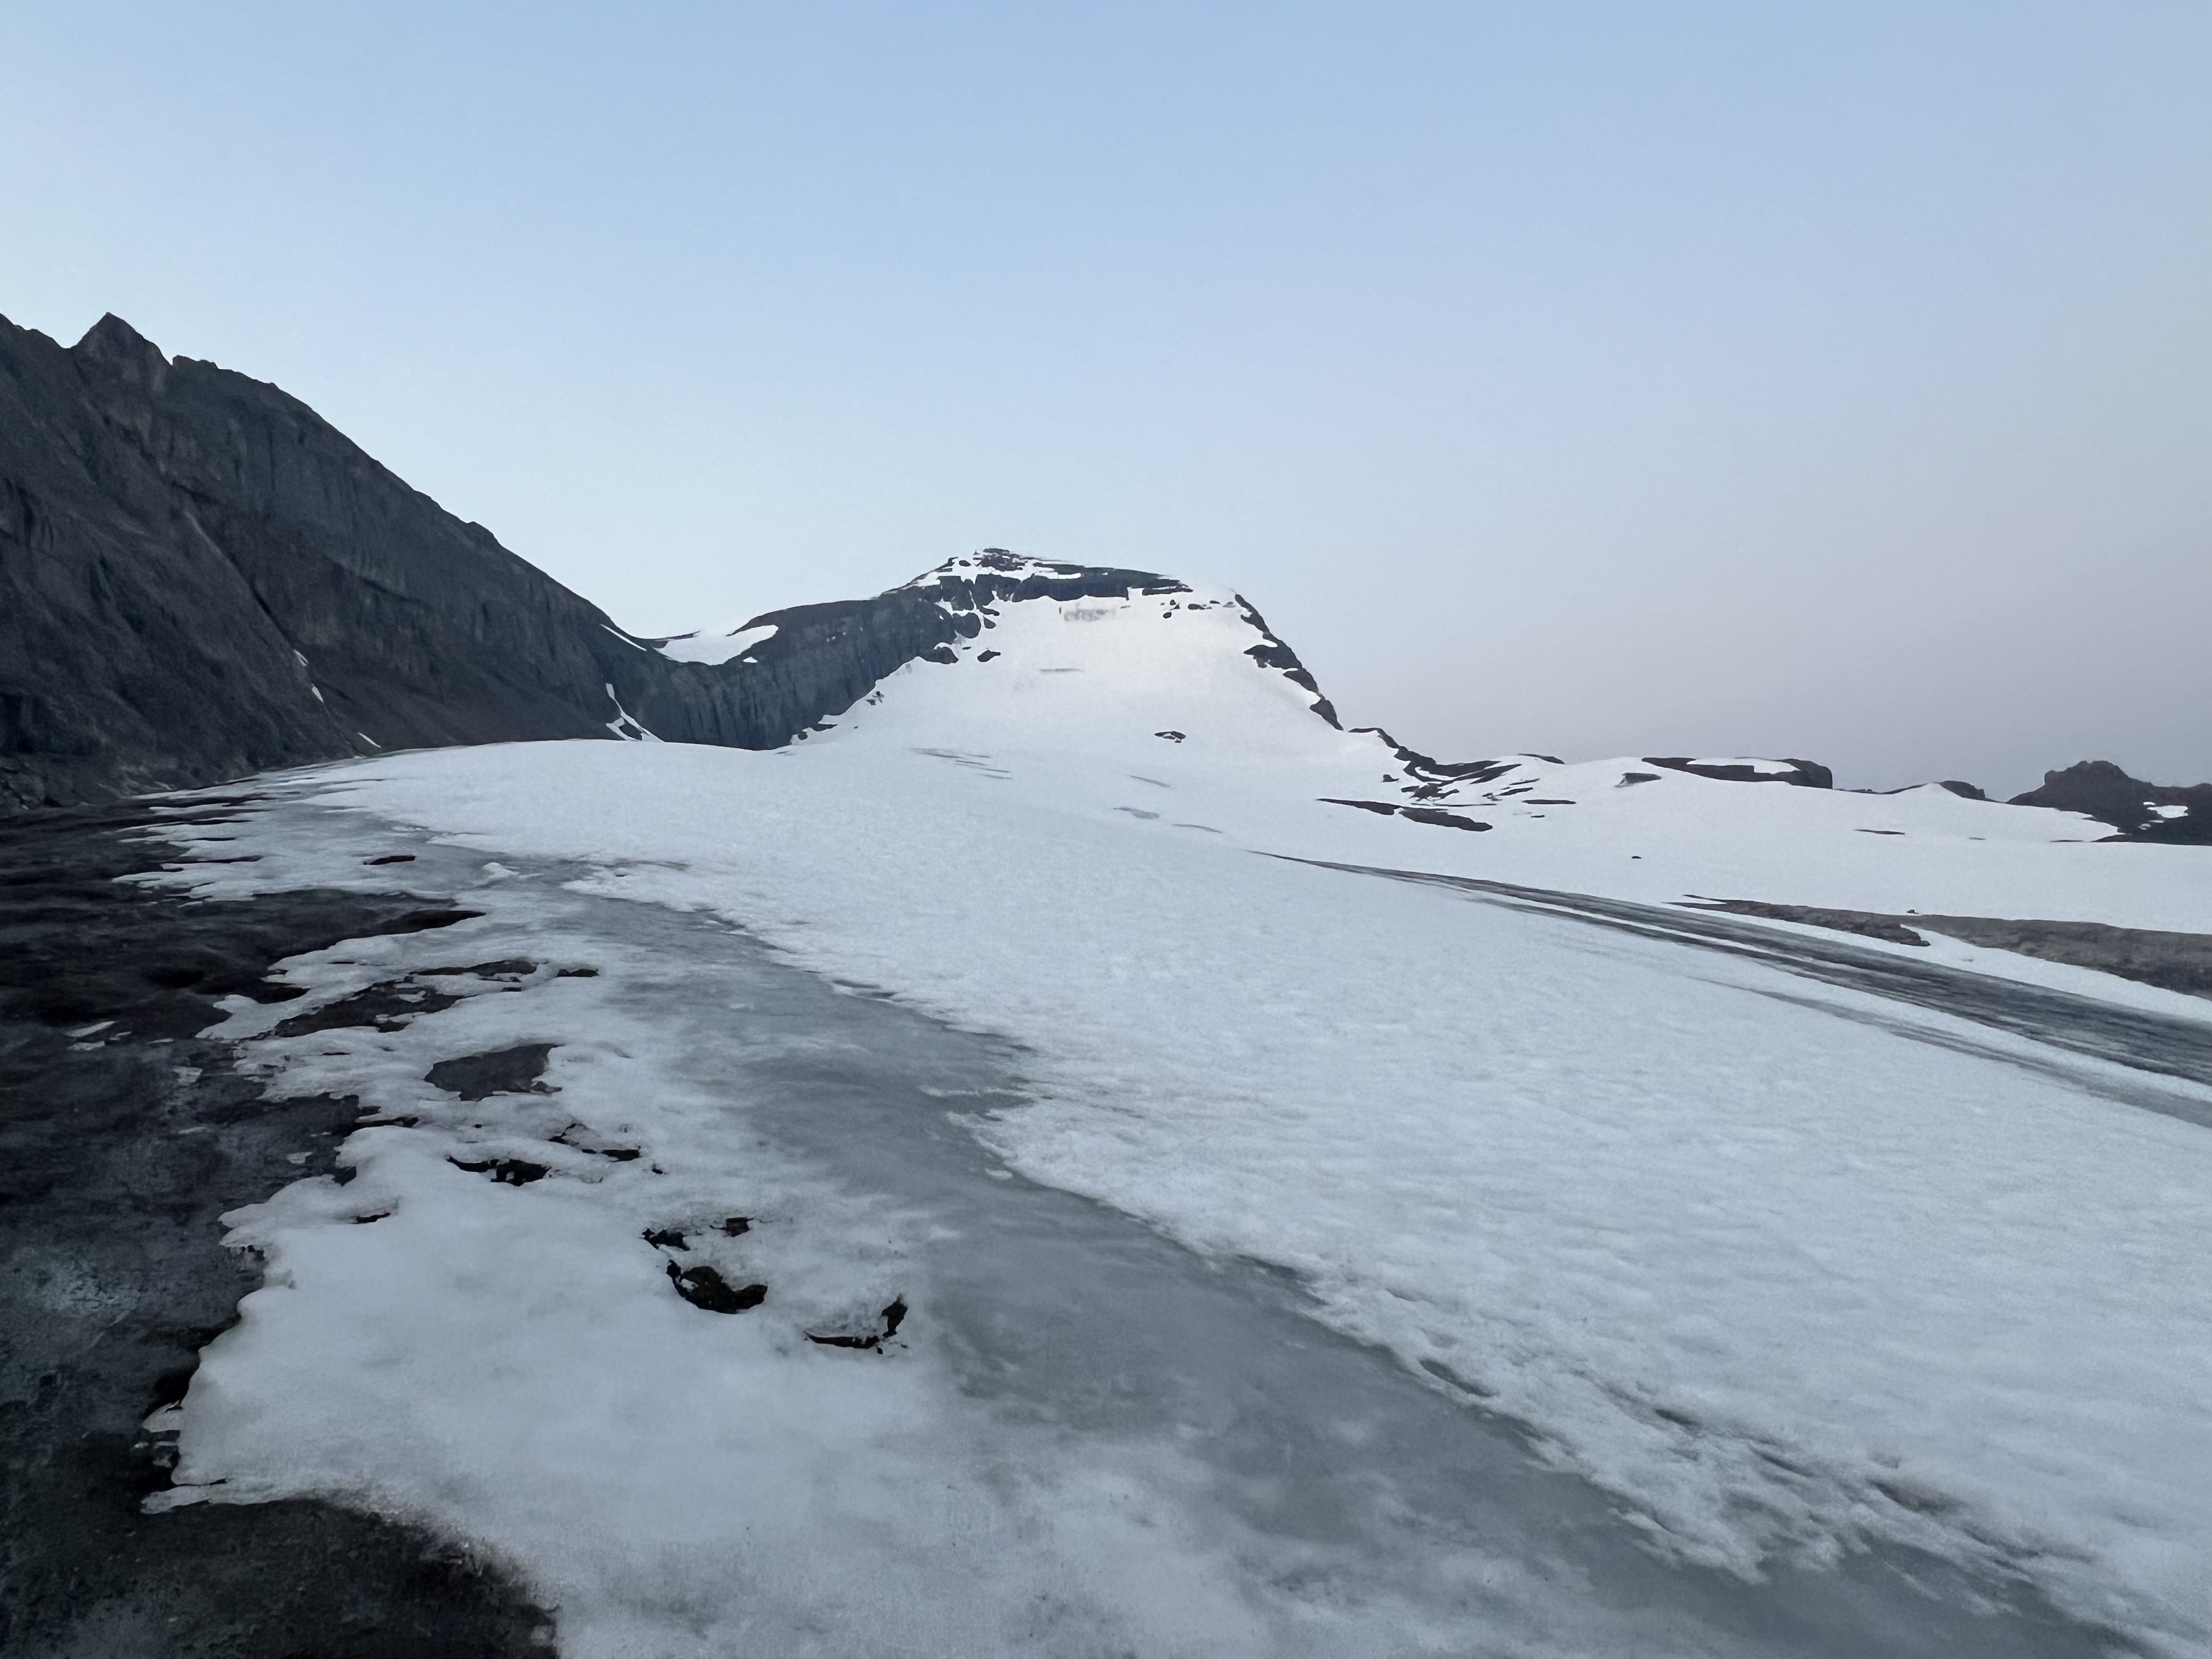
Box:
[802, 554, 1380, 780]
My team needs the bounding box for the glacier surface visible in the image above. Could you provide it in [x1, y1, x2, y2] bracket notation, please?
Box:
[137, 564, 2211, 1655]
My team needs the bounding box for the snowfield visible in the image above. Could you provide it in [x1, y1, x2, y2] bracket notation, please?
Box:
[651, 620, 780, 666]
[144, 563, 2212, 1656]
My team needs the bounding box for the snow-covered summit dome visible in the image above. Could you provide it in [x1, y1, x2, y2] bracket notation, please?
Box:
[796, 551, 1384, 776]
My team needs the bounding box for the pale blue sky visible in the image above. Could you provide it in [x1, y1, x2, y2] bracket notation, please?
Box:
[4, 2, 2207, 793]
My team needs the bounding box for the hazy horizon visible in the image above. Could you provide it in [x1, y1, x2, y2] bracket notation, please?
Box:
[4, 2, 2206, 798]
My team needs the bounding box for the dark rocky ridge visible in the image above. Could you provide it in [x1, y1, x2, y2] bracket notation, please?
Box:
[0, 313, 1192, 811]
[2008, 760, 2212, 845]
[1644, 756, 1835, 789]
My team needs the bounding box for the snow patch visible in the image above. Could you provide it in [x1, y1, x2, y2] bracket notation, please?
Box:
[654, 622, 779, 666]
[601, 684, 658, 742]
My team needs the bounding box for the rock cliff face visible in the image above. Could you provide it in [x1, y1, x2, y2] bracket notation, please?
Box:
[0, 314, 1171, 810]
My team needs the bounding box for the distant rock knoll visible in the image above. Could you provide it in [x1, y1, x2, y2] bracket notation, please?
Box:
[2009, 761, 2212, 846]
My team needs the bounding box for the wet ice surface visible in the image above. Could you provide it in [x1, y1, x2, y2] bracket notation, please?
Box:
[1294, 858, 2212, 1122]
[146, 815, 2130, 1657]
[732, 945, 2118, 1659]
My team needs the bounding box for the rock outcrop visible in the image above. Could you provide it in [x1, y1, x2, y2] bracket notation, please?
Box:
[1643, 757, 1835, 788]
[2009, 761, 2212, 845]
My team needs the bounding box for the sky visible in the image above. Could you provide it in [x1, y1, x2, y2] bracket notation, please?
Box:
[2, 2, 2207, 795]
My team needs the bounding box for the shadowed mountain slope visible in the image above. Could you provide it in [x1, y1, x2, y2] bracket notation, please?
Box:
[0, 313, 1170, 810]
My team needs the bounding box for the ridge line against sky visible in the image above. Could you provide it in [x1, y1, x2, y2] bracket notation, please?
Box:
[2, 1, 2206, 795]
